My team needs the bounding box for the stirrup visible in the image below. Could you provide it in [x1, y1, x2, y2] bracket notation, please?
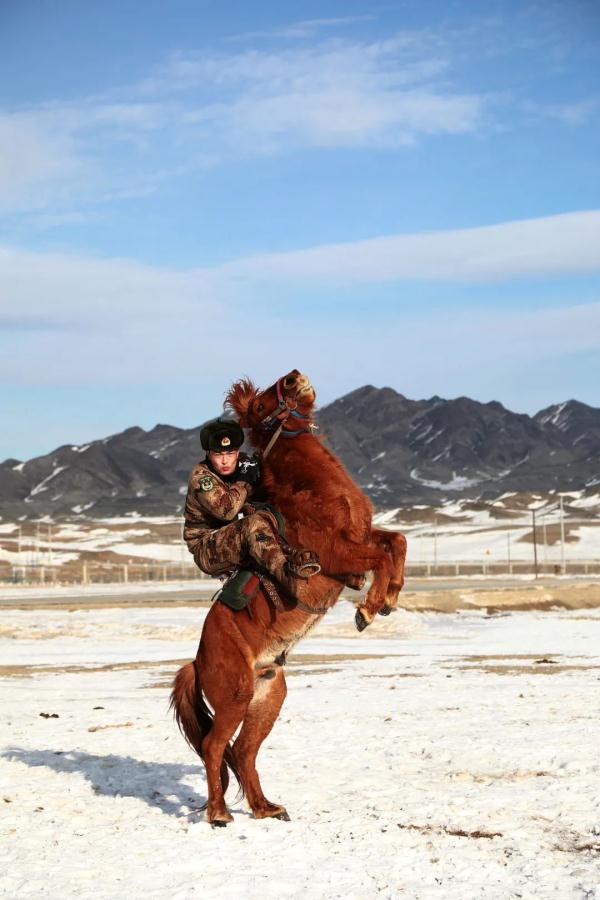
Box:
[285, 547, 321, 580]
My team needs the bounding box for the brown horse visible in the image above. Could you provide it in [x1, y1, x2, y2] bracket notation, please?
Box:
[171, 369, 407, 825]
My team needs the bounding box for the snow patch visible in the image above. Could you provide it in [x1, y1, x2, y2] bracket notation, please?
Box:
[410, 469, 482, 491]
[71, 501, 96, 513]
[27, 466, 67, 498]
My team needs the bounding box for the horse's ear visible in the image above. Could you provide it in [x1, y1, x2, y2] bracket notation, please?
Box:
[224, 377, 258, 427]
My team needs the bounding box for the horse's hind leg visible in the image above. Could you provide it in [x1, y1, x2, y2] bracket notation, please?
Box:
[232, 667, 290, 821]
[201, 697, 250, 826]
[200, 634, 254, 826]
[372, 528, 407, 614]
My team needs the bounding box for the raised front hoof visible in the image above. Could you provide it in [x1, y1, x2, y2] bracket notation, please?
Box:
[378, 604, 393, 616]
[355, 609, 369, 632]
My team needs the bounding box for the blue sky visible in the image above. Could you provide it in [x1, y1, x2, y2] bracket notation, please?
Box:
[1, 0, 599, 461]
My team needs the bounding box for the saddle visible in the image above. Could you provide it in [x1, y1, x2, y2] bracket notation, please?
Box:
[218, 569, 263, 611]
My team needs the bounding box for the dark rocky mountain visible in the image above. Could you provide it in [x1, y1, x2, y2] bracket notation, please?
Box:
[318, 389, 599, 505]
[1, 389, 598, 519]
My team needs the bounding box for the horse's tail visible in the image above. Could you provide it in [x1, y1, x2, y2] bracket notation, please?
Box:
[169, 661, 243, 798]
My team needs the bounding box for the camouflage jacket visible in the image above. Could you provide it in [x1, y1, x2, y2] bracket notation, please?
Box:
[183, 460, 252, 547]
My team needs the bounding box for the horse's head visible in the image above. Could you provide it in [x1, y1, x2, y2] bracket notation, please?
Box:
[225, 369, 316, 432]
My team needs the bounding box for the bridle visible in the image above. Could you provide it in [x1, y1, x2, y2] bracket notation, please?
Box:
[259, 378, 317, 460]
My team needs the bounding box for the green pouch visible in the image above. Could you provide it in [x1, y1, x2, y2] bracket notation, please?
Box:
[251, 502, 286, 538]
[218, 570, 261, 611]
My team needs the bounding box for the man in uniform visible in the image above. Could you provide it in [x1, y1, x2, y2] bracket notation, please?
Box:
[183, 418, 319, 600]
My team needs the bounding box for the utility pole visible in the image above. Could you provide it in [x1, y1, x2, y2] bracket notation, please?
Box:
[507, 531, 511, 573]
[17, 525, 22, 583]
[433, 515, 438, 572]
[532, 508, 539, 579]
[542, 512, 548, 567]
[559, 494, 566, 574]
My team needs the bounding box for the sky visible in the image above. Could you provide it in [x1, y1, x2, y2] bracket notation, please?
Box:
[1, 0, 599, 462]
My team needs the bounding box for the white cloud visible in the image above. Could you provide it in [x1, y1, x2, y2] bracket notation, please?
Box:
[0, 33, 484, 213]
[537, 97, 600, 126]
[224, 210, 600, 283]
[0, 211, 599, 389]
[229, 15, 375, 41]
[0, 113, 83, 207]
[2, 210, 598, 330]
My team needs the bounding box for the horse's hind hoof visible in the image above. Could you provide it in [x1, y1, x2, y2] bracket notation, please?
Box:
[274, 811, 291, 821]
[378, 604, 393, 617]
[355, 610, 369, 632]
[211, 820, 229, 828]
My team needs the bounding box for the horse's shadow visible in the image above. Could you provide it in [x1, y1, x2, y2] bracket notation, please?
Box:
[2, 747, 234, 819]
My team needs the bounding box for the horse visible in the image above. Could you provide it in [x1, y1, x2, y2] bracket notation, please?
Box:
[171, 369, 407, 826]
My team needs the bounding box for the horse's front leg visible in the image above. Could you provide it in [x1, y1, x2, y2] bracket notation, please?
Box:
[354, 550, 395, 632]
[232, 667, 290, 821]
[372, 528, 407, 615]
[319, 539, 394, 631]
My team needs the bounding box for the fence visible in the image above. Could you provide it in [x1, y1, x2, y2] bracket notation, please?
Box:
[2, 558, 600, 586]
[2, 560, 208, 586]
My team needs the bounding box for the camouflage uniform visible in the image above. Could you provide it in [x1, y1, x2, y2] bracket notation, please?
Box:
[184, 461, 289, 581]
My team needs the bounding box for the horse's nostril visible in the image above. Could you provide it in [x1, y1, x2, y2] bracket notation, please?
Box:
[283, 376, 296, 388]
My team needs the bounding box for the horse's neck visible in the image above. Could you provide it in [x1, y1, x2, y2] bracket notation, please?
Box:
[260, 434, 321, 476]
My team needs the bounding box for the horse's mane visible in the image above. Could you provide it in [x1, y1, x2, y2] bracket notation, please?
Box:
[224, 377, 258, 428]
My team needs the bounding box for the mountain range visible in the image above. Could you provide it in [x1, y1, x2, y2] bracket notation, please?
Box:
[1, 387, 598, 519]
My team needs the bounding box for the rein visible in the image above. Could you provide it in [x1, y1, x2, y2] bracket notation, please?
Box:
[256, 572, 332, 617]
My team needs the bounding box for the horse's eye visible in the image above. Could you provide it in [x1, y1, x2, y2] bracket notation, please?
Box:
[257, 402, 264, 412]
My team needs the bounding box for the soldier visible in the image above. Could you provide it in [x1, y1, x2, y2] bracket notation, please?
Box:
[183, 418, 320, 602]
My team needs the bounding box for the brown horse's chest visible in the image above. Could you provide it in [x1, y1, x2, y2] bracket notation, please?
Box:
[256, 613, 321, 669]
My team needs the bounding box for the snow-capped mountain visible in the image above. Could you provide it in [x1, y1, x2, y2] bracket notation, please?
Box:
[1, 389, 598, 518]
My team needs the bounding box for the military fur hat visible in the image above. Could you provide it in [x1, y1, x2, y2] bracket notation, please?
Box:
[200, 418, 244, 452]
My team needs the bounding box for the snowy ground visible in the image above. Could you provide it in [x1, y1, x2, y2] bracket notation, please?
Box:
[1, 598, 600, 899]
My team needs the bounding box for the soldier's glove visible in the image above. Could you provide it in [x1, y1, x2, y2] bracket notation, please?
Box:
[236, 457, 261, 486]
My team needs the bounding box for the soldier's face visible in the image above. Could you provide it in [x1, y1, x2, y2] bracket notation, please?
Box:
[208, 449, 240, 476]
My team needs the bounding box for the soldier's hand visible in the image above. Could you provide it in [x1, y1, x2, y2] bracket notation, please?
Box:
[236, 457, 261, 486]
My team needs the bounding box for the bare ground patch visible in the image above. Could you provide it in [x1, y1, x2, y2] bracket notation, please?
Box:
[396, 822, 502, 840]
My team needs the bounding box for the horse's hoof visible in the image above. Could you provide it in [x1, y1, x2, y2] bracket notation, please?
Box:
[378, 604, 393, 616]
[211, 820, 229, 828]
[345, 573, 366, 591]
[355, 610, 369, 632]
[273, 810, 291, 821]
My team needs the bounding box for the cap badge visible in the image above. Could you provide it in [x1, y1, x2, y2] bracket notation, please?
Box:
[221, 436, 231, 447]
